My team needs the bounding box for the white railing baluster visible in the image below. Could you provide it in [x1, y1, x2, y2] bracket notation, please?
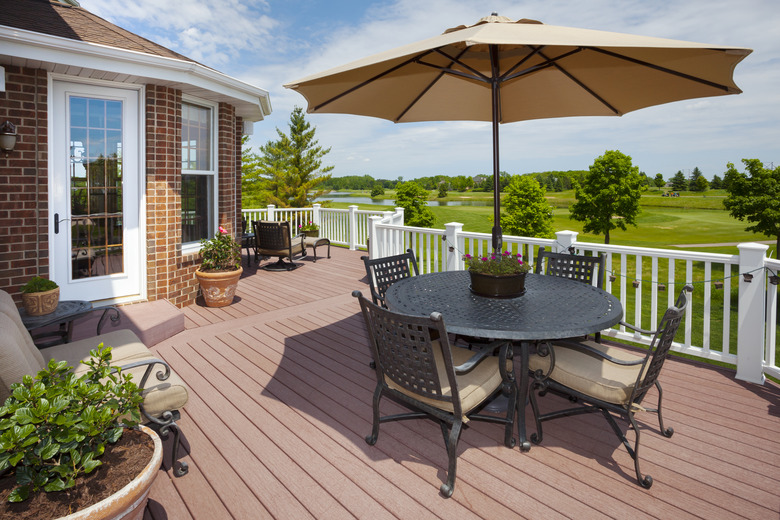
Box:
[703, 262, 712, 353]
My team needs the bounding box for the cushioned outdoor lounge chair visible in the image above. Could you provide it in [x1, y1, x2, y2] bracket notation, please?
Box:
[353, 290, 517, 497]
[0, 289, 190, 476]
[253, 220, 306, 271]
[528, 285, 692, 488]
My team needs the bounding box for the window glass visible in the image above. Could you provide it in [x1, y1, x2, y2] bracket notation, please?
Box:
[181, 101, 215, 244]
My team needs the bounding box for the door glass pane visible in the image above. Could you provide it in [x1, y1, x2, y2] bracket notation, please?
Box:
[70, 96, 124, 280]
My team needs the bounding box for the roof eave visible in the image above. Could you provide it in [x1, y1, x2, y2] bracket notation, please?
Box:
[0, 25, 272, 121]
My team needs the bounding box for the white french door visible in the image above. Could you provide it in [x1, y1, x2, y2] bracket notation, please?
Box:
[50, 80, 143, 302]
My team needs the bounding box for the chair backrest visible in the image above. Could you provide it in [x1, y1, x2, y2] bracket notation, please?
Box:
[253, 220, 291, 250]
[632, 285, 692, 404]
[534, 246, 604, 287]
[354, 291, 461, 413]
[0, 289, 46, 402]
[361, 249, 419, 308]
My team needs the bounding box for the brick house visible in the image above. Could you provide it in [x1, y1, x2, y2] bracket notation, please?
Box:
[0, 0, 271, 307]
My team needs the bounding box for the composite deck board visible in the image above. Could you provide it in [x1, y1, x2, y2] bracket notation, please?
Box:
[145, 245, 780, 519]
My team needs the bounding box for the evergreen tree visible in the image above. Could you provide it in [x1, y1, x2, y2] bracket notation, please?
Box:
[251, 106, 333, 208]
[669, 171, 688, 191]
[710, 174, 723, 190]
[570, 150, 643, 244]
[689, 167, 708, 192]
[654, 173, 666, 189]
[500, 175, 555, 239]
[240, 135, 271, 208]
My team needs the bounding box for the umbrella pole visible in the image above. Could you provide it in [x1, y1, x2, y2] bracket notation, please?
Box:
[490, 45, 502, 254]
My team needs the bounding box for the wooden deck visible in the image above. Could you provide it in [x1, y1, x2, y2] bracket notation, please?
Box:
[144, 246, 780, 519]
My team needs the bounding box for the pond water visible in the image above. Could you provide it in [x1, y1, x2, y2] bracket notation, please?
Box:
[316, 192, 493, 207]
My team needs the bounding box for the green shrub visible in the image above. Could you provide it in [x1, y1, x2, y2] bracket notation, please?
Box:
[0, 346, 143, 502]
[20, 276, 58, 293]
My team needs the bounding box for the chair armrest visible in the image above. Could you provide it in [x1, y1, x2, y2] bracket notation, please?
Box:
[455, 340, 510, 374]
[115, 358, 172, 389]
[554, 339, 645, 366]
[619, 320, 655, 336]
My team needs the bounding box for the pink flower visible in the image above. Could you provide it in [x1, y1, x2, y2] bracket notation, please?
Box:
[218, 226, 227, 234]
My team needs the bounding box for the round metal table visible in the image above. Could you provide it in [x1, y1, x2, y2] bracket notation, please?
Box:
[384, 271, 623, 449]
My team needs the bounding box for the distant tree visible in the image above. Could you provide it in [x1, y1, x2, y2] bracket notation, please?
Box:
[723, 159, 780, 253]
[710, 174, 723, 190]
[669, 171, 688, 191]
[437, 184, 448, 198]
[689, 167, 708, 192]
[241, 135, 271, 208]
[394, 181, 435, 227]
[653, 173, 666, 189]
[500, 175, 555, 240]
[254, 106, 333, 207]
[370, 183, 385, 198]
[691, 174, 709, 192]
[570, 150, 643, 244]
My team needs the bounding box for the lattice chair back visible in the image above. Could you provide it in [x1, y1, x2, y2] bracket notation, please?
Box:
[254, 220, 291, 250]
[356, 292, 462, 415]
[361, 249, 420, 307]
[535, 246, 604, 287]
[631, 286, 691, 405]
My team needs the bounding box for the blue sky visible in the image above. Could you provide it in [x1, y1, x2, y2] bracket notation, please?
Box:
[81, 0, 779, 181]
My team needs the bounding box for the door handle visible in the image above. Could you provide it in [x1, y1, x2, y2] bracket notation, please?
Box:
[54, 213, 59, 234]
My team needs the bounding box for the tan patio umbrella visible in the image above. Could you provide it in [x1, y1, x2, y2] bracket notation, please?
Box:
[284, 13, 751, 251]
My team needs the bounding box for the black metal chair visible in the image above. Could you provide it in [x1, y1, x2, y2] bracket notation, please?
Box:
[534, 246, 605, 287]
[253, 220, 306, 271]
[241, 217, 256, 267]
[535, 246, 606, 341]
[360, 248, 419, 308]
[528, 285, 692, 488]
[353, 290, 517, 497]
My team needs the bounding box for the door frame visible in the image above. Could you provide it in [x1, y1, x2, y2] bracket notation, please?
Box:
[48, 74, 147, 304]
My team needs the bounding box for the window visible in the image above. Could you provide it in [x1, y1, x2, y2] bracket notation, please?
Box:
[181, 100, 215, 246]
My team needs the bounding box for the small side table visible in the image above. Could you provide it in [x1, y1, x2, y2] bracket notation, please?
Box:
[304, 236, 331, 262]
[19, 300, 120, 348]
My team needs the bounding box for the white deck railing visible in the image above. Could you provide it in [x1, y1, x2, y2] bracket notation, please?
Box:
[244, 204, 779, 384]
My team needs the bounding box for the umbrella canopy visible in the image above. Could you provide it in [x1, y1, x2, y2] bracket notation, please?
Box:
[285, 13, 751, 250]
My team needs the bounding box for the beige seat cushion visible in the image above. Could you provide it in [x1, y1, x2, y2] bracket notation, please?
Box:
[386, 341, 508, 417]
[260, 236, 304, 258]
[43, 329, 188, 419]
[0, 313, 47, 402]
[529, 340, 645, 405]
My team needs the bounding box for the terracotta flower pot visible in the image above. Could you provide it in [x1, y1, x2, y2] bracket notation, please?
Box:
[195, 267, 243, 307]
[303, 229, 319, 238]
[58, 425, 162, 520]
[21, 287, 60, 316]
[469, 271, 527, 298]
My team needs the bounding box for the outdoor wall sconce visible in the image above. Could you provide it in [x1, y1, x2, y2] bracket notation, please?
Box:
[770, 275, 779, 286]
[632, 280, 640, 288]
[743, 273, 753, 283]
[657, 283, 666, 291]
[714, 280, 724, 290]
[609, 275, 617, 282]
[0, 121, 17, 155]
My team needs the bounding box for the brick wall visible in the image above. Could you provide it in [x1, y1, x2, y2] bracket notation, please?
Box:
[1, 66, 244, 308]
[0, 65, 48, 301]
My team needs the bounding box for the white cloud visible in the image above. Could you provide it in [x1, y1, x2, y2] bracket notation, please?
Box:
[79, 0, 779, 179]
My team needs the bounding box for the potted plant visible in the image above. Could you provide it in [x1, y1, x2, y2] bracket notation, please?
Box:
[0, 346, 163, 519]
[195, 225, 243, 307]
[20, 276, 59, 316]
[464, 250, 532, 298]
[299, 221, 320, 238]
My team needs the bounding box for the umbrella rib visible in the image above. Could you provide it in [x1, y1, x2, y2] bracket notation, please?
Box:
[397, 48, 472, 122]
[311, 50, 435, 112]
[588, 47, 736, 92]
[499, 45, 546, 81]
[537, 49, 621, 115]
[501, 47, 584, 82]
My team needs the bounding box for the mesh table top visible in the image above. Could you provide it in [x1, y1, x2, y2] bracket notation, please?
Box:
[385, 271, 623, 341]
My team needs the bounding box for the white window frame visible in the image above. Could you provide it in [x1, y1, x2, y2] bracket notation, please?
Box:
[181, 95, 218, 255]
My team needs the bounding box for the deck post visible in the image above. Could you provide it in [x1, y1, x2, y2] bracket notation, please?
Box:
[267, 204, 275, 221]
[736, 242, 768, 384]
[368, 215, 381, 259]
[348, 205, 358, 250]
[554, 230, 579, 253]
[444, 222, 464, 272]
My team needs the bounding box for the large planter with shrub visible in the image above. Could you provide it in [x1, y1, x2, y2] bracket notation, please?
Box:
[196, 226, 243, 307]
[195, 267, 243, 307]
